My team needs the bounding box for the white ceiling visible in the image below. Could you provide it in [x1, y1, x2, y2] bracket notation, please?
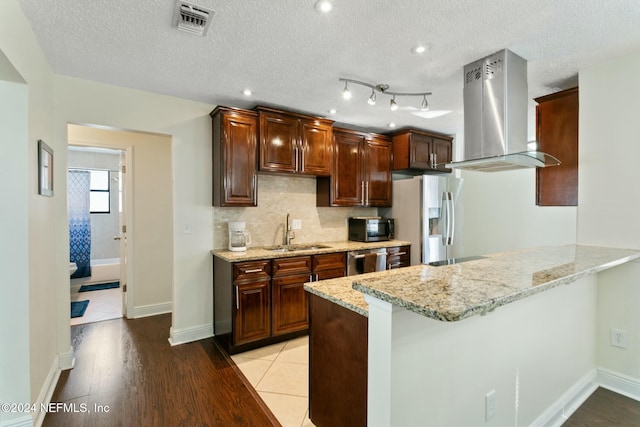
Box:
[17, 0, 640, 135]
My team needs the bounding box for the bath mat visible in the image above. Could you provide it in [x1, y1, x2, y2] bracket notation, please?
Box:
[71, 300, 90, 318]
[79, 282, 120, 292]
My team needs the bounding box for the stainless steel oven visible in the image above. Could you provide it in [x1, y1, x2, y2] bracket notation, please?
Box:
[347, 248, 388, 276]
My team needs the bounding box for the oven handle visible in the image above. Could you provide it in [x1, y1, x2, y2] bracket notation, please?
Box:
[352, 251, 388, 259]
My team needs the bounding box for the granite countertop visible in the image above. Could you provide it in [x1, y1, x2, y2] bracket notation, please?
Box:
[211, 239, 412, 262]
[305, 244, 640, 322]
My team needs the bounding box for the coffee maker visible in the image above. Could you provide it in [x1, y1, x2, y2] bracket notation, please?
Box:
[228, 221, 252, 252]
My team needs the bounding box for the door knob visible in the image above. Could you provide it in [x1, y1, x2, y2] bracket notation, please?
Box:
[113, 236, 122, 241]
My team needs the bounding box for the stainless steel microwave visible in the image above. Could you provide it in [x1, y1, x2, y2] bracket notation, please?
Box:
[348, 217, 394, 242]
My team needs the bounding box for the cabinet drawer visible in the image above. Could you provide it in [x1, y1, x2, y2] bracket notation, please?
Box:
[313, 252, 346, 272]
[233, 260, 271, 282]
[273, 256, 312, 276]
[315, 268, 346, 281]
[387, 246, 410, 269]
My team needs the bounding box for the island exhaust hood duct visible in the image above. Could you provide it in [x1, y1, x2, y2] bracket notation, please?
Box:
[446, 49, 560, 172]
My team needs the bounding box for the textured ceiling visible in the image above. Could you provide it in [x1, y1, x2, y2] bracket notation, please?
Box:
[17, 0, 640, 135]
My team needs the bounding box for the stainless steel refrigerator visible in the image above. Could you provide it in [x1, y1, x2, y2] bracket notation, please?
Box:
[386, 175, 463, 265]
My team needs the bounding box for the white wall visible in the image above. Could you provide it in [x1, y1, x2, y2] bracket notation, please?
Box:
[1, 3, 69, 423]
[461, 168, 577, 256]
[367, 275, 598, 427]
[0, 72, 31, 427]
[577, 51, 640, 383]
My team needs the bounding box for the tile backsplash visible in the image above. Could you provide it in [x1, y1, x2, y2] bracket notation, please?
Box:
[213, 174, 377, 249]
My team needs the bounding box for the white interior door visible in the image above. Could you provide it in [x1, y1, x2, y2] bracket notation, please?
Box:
[118, 150, 128, 317]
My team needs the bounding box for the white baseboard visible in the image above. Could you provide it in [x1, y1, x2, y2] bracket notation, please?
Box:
[598, 367, 640, 402]
[168, 323, 213, 346]
[131, 302, 172, 319]
[531, 369, 598, 427]
[0, 415, 33, 427]
[58, 345, 75, 371]
[31, 355, 63, 427]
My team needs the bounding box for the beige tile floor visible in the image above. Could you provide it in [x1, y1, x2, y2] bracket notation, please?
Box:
[231, 336, 315, 427]
[70, 285, 122, 326]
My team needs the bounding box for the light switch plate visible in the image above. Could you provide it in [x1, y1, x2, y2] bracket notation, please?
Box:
[292, 219, 302, 230]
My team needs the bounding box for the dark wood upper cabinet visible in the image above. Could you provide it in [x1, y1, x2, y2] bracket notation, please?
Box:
[300, 119, 333, 175]
[364, 135, 393, 206]
[535, 87, 579, 206]
[392, 129, 453, 174]
[211, 107, 258, 207]
[257, 107, 333, 176]
[317, 128, 392, 207]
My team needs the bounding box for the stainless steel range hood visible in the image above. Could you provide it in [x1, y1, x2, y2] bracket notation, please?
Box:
[446, 49, 560, 172]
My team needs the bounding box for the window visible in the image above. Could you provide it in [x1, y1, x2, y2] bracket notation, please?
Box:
[89, 170, 110, 214]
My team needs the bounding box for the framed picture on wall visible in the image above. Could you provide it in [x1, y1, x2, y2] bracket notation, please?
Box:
[38, 139, 53, 197]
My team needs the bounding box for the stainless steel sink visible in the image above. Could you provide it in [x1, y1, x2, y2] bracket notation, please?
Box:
[264, 244, 332, 252]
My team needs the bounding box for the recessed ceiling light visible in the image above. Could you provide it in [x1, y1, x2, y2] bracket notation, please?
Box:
[388, 123, 396, 128]
[328, 109, 337, 115]
[411, 45, 428, 54]
[242, 89, 252, 96]
[315, 0, 334, 13]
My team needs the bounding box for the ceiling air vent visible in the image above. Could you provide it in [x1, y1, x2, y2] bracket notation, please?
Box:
[173, 1, 214, 36]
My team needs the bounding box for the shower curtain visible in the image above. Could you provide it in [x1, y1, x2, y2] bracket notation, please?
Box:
[68, 170, 91, 278]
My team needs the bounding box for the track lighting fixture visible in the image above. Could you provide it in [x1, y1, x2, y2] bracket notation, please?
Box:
[339, 78, 432, 112]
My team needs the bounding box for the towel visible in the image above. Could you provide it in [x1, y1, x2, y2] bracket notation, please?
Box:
[364, 252, 378, 273]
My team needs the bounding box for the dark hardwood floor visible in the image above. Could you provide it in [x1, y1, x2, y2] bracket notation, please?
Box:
[564, 387, 640, 426]
[43, 314, 279, 427]
[43, 314, 640, 426]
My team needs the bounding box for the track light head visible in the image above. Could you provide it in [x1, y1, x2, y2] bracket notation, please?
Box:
[368, 90, 376, 105]
[342, 81, 352, 100]
[390, 96, 398, 111]
[421, 95, 429, 111]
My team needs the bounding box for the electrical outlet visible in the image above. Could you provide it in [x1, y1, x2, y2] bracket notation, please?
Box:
[485, 390, 496, 421]
[292, 219, 302, 230]
[611, 328, 628, 349]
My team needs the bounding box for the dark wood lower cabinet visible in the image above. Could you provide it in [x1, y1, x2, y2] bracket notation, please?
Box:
[214, 253, 347, 354]
[234, 280, 271, 345]
[272, 273, 310, 336]
[309, 293, 367, 427]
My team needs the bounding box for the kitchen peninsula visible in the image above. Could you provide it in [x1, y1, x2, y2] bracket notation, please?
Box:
[304, 244, 640, 427]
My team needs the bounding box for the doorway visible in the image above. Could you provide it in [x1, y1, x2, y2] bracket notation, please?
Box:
[68, 145, 128, 325]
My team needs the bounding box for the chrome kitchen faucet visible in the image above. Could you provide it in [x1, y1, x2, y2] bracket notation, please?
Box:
[284, 213, 295, 246]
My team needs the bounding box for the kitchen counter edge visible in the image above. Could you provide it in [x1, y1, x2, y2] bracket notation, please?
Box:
[352, 244, 640, 322]
[211, 240, 412, 262]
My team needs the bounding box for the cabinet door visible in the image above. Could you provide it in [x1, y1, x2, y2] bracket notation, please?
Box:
[259, 111, 299, 173]
[214, 109, 258, 207]
[332, 130, 365, 206]
[432, 137, 453, 172]
[300, 119, 332, 176]
[409, 133, 434, 169]
[233, 279, 271, 345]
[364, 136, 392, 207]
[535, 88, 578, 206]
[272, 273, 310, 335]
